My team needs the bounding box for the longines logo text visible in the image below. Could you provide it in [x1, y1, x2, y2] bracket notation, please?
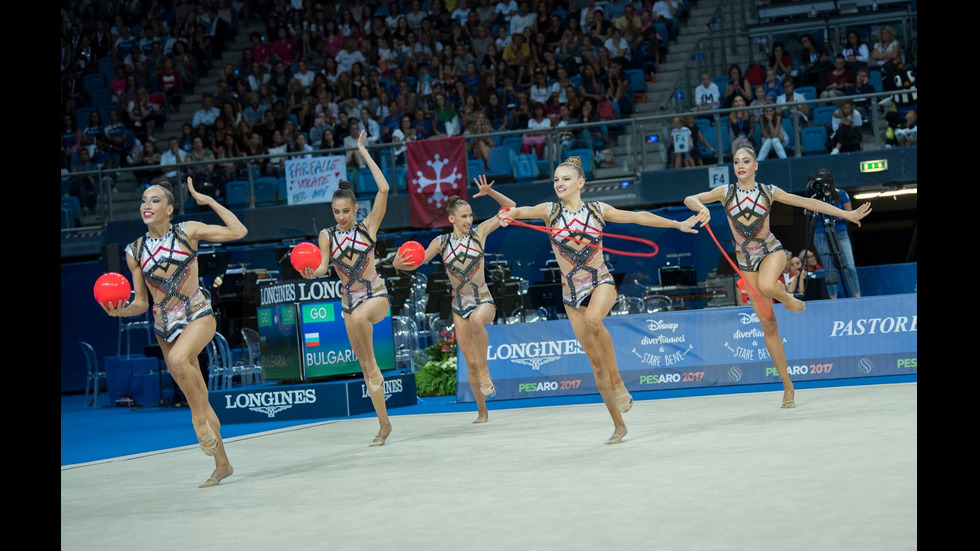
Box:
[260, 280, 344, 305]
[829, 315, 917, 337]
[488, 340, 585, 365]
[224, 389, 317, 418]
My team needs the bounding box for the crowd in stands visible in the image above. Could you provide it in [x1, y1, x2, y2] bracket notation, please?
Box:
[669, 20, 916, 164]
[62, 0, 677, 209]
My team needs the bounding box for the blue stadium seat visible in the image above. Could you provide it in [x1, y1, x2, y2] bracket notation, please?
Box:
[781, 117, 796, 151]
[800, 126, 829, 156]
[61, 196, 82, 226]
[812, 106, 837, 129]
[355, 167, 377, 194]
[83, 73, 106, 99]
[224, 181, 249, 208]
[253, 177, 278, 207]
[277, 177, 287, 203]
[395, 165, 407, 192]
[501, 136, 523, 155]
[98, 56, 115, 79]
[486, 146, 516, 182]
[625, 68, 646, 94]
[795, 86, 818, 112]
[511, 153, 540, 182]
[867, 69, 883, 93]
[468, 159, 485, 182]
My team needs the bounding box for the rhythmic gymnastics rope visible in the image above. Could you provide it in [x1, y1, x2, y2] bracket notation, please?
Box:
[702, 223, 773, 318]
[497, 209, 660, 258]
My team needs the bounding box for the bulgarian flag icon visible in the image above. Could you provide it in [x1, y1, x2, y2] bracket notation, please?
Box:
[304, 332, 320, 347]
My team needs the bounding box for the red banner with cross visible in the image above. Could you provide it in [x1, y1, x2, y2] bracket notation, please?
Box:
[407, 136, 467, 228]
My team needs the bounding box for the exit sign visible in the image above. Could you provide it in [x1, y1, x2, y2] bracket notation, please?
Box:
[860, 160, 888, 173]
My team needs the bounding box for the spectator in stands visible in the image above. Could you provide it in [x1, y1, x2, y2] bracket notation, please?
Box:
[728, 96, 754, 154]
[750, 84, 772, 111]
[289, 132, 314, 159]
[171, 40, 198, 94]
[70, 147, 99, 214]
[614, 3, 643, 46]
[799, 33, 832, 88]
[156, 56, 182, 112]
[820, 54, 854, 100]
[509, 1, 536, 36]
[335, 36, 366, 76]
[841, 30, 870, 72]
[157, 136, 187, 185]
[188, 24, 214, 77]
[522, 102, 551, 159]
[192, 93, 221, 131]
[775, 76, 809, 124]
[684, 114, 713, 166]
[871, 25, 901, 67]
[785, 256, 806, 298]
[652, 0, 680, 42]
[767, 42, 795, 84]
[603, 26, 631, 63]
[844, 67, 875, 121]
[266, 128, 289, 176]
[249, 31, 272, 70]
[132, 139, 162, 187]
[605, 58, 634, 118]
[756, 106, 788, 161]
[62, 113, 83, 171]
[343, 119, 368, 170]
[694, 70, 721, 113]
[390, 114, 417, 165]
[829, 99, 863, 155]
[411, 106, 433, 139]
[241, 92, 267, 126]
[127, 87, 163, 143]
[670, 116, 694, 168]
[103, 107, 129, 167]
[214, 133, 244, 183]
[762, 67, 782, 102]
[723, 64, 753, 109]
[893, 109, 917, 147]
[186, 135, 220, 199]
[271, 27, 297, 66]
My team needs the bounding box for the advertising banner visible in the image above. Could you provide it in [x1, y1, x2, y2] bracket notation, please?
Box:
[283, 155, 346, 205]
[299, 300, 396, 380]
[457, 294, 917, 402]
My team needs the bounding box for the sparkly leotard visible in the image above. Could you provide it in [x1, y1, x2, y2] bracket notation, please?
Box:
[439, 230, 495, 318]
[724, 182, 784, 271]
[546, 201, 615, 307]
[126, 222, 214, 342]
[323, 222, 389, 314]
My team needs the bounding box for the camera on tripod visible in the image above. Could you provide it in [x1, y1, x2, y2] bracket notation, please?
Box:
[806, 174, 833, 200]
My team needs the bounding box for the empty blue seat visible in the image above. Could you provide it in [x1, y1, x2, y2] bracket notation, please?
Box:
[800, 126, 829, 156]
[624, 68, 646, 94]
[512, 153, 540, 182]
[355, 167, 378, 194]
[224, 180, 249, 208]
[812, 105, 837, 129]
[501, 136, 523, 155]
[253, 177, 278, 207]
[468, 159, 485, 182]
[486, 146, 515, 182]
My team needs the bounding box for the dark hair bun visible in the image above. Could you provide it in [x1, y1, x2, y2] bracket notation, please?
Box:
[156, 180, 174, 193]
[447, 195, 460, 206]
[337, 180, 352, 190]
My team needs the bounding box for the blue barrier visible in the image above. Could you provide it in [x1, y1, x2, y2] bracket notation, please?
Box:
[458, 294, 917, 402]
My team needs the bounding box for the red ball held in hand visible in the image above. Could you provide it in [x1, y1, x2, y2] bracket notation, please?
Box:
[290, 242, 322, 273]
[398, 240, 425, 266]
[94, 272, 132, 308]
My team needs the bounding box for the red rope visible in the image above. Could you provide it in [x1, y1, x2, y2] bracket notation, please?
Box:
[703, 223, 773, 317]
[499, 214, 660, 258]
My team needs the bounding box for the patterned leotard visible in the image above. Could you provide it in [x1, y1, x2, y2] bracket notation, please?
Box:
[126, 222, 214, 342]
[724, 182, 784, 271]
[323, 222, 389, 314]
[546, 201, 615, 307]
[439, 230, 495, 318]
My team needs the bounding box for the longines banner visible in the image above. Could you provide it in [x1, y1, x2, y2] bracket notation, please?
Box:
[457, 294, 917, 402]
[208, 373, 416, 424]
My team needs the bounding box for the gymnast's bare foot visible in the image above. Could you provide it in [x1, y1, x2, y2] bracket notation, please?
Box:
[781, 388, 796, 408]
[199, 464, 234, 488]
[785, 296, 806, 313]
[605, 426, 628, 445]
[370, 422, 392, 446]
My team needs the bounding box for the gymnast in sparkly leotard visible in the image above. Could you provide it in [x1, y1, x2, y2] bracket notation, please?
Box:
[103, 177, 247, 488]
[498, 157, 706, 445]
[300, 130, 395, 447]
[685, 146, 871, 409]
[393, 175, 516, 424]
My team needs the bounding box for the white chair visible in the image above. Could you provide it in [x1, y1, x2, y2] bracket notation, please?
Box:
[79, 341, 106, 408]
[206, 339, 226, 391]
[392, 315, 420, 371]
[117, 308, 153, 357]
[644, 294, 673, 313]
[214, 331, 251, 388]
[240, 327, 264, 384]
[610, 295, 645, 316]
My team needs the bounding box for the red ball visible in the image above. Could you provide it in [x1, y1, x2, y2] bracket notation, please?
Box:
[94, 272, 131, 308]
[290, 242, 322, 273]
[398, 240, 425, 266]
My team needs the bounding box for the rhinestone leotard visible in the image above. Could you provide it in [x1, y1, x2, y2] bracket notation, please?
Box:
[724, 182, 784, 271]
[546, 201, 615, 307]
[439, 230, 494, 318]
[323, 222, 389, 314]
[126, 222, 213, 342]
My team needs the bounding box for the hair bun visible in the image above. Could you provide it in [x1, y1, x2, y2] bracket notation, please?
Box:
[565, 156, 583, 168]
[337, 180, 352, 190]
[447, 195, 459, 206]
[156, 180, 174, 193]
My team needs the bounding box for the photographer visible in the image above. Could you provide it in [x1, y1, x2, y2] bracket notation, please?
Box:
[805, 168, 862, 298]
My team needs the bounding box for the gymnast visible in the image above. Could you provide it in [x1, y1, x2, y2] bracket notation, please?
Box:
[497, 156, 707, 444]
[393, 175, 515, 423]
[683, 145, 870, 407]
[103, 177, 247, 487]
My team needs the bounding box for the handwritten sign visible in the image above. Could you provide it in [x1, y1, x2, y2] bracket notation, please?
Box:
[284, 155, 347, 205]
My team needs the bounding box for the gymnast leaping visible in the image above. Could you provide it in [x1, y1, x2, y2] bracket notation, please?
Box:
[393, 175, 516, 423]
[497, 156, 707, 444]
[684, 146, 870, 408]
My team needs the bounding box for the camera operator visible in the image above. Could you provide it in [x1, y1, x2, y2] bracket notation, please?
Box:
[805, 168, 861, 298]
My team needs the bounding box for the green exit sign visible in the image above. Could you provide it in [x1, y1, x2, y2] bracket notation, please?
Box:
[860, 160, 888, 173]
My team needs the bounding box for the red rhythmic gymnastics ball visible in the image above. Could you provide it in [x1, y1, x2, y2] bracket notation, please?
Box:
[94, 272, 131, 307]
[290, 242, 322, 273]
[398, 240, 425, 266]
